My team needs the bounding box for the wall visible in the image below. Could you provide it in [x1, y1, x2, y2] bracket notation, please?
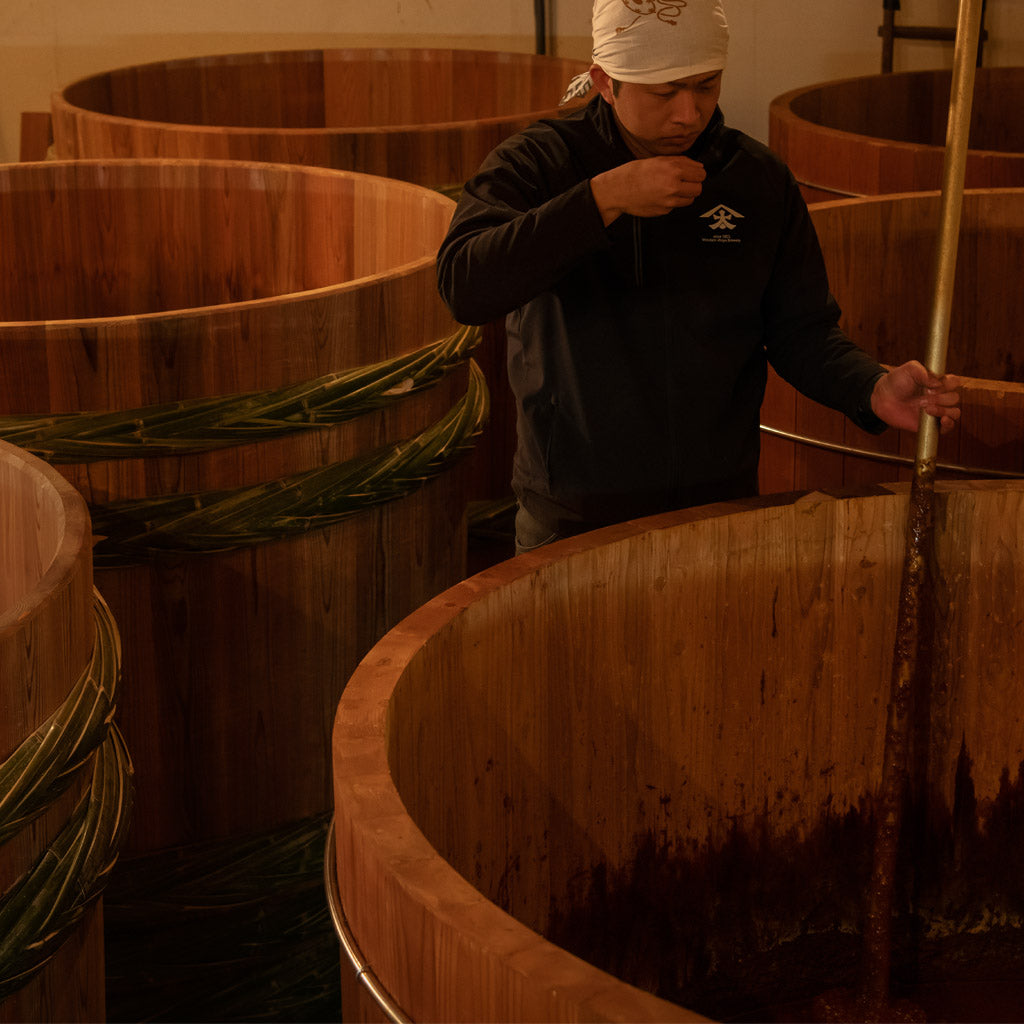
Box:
[2, 0, 1023, 163]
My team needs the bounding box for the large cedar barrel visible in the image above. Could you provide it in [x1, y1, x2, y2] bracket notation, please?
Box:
[49, 49, 588, 192]
[0, 441, 130, 1022]
[769, 67, 1024, 203]
[331, 481, 1024, 1021]
[49, 49, 589, 514]
[0, 158, 480, 1018]
[758, 188, 1024, 496]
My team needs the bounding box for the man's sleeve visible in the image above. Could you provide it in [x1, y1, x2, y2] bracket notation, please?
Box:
[762, 175, 889, 434]
[436, 135, 611, 325]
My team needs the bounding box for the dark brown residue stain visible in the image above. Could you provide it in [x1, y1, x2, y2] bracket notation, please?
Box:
[544, 751, 1024, 1022]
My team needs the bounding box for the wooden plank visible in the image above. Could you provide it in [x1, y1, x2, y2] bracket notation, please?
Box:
[18, 111, 52, 161]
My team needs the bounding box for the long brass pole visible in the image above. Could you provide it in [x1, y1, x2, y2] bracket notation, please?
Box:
[859, 0, 985, 1013]
[918, 0, 985, 453]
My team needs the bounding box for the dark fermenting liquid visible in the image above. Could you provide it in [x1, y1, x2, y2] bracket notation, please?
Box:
[544, 752, 1024, 1023]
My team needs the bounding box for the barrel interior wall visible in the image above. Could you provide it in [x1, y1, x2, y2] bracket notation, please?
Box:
[0, 161, 452, 324]
[770, 69, 1024, 199]
[50, 50, 588, 193]
[349, 174, 458, 279]
[760, 190, 1024, 496]
[928, 486, 1024, 810]
[56, 50, 586, 132]
[109, 54, 328, 129]
[0, 167, 458, 420]
[387, 495, 912, 931]
[788, 69, 1024, 154]
[373, 484, 1024, 1014]
[0, 165, 353, 321]
[790, 72, 942, 146]
[321, 49, 585, 127]
[0, 448, 92, 750]
[818, 191, 1024, 382]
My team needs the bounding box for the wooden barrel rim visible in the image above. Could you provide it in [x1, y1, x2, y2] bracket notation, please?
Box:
[53, 49, 588, 136]
[0, 444, 90, 629]
[770, 71, 1019, 161]
[0, 158, 454, 329]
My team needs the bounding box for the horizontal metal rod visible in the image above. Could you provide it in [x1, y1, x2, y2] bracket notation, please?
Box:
[759, 424, 1024, 479]
[877, 24, 987, 41]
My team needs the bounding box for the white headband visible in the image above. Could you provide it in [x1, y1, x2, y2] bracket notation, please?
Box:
[562, 0, 729, 104]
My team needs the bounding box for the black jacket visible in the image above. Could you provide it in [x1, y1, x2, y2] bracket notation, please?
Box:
[437, 97, 886, 532]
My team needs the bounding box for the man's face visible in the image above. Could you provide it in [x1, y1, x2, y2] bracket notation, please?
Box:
[591, 66, 723, 159]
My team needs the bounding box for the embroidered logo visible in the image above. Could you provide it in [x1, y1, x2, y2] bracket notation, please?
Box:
[617, 1, 687, 32]
[699, 204, 744, 244]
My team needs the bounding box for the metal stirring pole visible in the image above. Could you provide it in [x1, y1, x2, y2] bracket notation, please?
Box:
[859, 0, 986, 1013]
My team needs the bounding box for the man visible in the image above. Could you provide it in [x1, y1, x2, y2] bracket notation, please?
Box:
[437, 0, 960, 552]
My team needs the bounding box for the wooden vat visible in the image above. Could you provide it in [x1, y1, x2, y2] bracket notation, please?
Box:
[49, 48, 587, 193]
[770, 67, 1024, 204]
[759, 188, 1024, 496]
[0, 156, 475, 849]
[0, 158, 479, 1016]
[332, 481, 1024, 1021]
[0, 442, 128, 1022]
[48, 49, 587, 512]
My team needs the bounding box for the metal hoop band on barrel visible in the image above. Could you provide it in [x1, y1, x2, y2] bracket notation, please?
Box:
[759, 423, 1024, 480]
[323, 817, 411, 1024]
[793, 180, 863, 199]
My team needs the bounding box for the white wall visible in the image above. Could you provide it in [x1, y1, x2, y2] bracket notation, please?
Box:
[718, 0, 1023, 142]
[2, 0, 1022, 162]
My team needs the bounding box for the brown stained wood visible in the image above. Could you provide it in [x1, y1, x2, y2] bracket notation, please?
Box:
[769, 68, 1024, 200]
[758, 189, 1024, 497]
[50, 49, 590, 190]
[0, 160, 451, 328]
[0, 903, 106, 1024]
[332, 481, 1024, 1020]
[0, 442, 103, 1022]
[49, 50, 588, 510]
[18, 112, 52, 162]
[0, 159, 472, 853]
